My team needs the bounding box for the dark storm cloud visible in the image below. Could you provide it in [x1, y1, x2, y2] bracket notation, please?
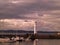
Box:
[0, 0, 60, 31]
[0, 3, 39, 19]
[0, 0, 60, 19]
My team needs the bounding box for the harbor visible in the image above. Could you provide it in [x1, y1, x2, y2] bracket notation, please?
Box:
[0, 30, 60, 43]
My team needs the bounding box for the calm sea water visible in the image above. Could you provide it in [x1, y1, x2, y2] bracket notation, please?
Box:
[0, 39, 60, 45]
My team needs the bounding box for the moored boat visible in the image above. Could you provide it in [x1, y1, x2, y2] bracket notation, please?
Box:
[0, 38, 16, 43]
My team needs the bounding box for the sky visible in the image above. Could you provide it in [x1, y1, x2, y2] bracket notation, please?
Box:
[0, 0, 60, 31]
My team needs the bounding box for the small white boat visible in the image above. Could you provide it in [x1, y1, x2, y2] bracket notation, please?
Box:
[0, 38, 16, 43]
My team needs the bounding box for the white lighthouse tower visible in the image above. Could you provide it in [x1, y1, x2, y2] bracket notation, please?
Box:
[34, 21, 37, 35]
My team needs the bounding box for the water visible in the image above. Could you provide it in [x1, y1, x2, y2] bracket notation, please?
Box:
[0, 39, 60, 45]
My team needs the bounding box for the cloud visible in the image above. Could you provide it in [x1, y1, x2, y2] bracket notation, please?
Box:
[0, 0, 60, 31]
[0, 19, 34, 30]
[39, 14, 60, 31]
[0, 0, 60, 19]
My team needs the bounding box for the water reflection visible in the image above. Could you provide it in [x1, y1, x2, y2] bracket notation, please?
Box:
[33, 39, 60, 45]
[0, 39, 60, 45]
[33, 39, 38, 45]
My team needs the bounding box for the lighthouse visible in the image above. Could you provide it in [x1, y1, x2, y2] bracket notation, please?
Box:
[34, 21, 37, 35]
